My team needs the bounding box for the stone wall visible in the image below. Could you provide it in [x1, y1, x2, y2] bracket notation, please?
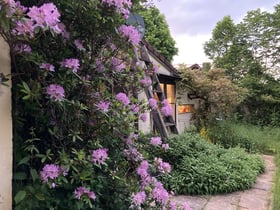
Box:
[0, 37, 12, 210]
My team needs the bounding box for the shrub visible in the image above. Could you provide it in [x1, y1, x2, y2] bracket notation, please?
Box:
[150, 132, 265, 195]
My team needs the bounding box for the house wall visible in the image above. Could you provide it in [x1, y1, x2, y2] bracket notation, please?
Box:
[138, 90, 152, 134]
[0, 37, 12, 209]
[176, 91, 199, 133]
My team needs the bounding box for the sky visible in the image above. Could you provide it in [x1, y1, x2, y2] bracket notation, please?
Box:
[154, 0, 279, 66]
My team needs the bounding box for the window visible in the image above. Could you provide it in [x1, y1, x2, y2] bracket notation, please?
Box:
[158, 83, 176, 119]
[178, 104, 195, 114]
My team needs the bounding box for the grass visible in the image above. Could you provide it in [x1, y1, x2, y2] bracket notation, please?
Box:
[208, 121, 280, 154]
[273, 152, 280, 210]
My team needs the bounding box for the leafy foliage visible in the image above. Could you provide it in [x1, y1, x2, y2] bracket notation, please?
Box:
[177, 65, 246, 127]
[0, 0, 188, 209]
[204, 6, 280, 126]
[138, 6, 178, 62]
[157, 132, 265, 195]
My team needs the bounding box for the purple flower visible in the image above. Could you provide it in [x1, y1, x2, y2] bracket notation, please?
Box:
[118, 25, 141, 45]
[74, 39, 85, 51]
[153, 62, 159, 73]
[101, 0, 131, 18]
[27, 3, 60, 32]
[149, 98, 158, 110]
[74, 186, 96, 200]
[162, 143, 169, 150]
[154, 158, 171, 174]
[137, 160, 149, 178]
[151, 181, 169, 205]
[140, 77, 152, 87]
[13, 19, 35, 37]
[97, 101, 110, 112]
[169, 201, 177, 210]
[60, 58, 80, 73]
[92, 148, 108, 165]
[116, 92, 130, 106]
[162, 99, 169, 107]
[88, 191, 96, 200]
[95, 59, 105, 73]
[131, 191, 146, 206]
[111, 57, 126, 72]
[150, 137, 162, 146]
[40, 63, 55, 72]
[131, 104, 139, 113]
[161, 104, 173, 116]
[14, 43, 32, 53]
[40, 164, 62, 183]
[46, 84, 65, 101]
[123, 147, 143, 161]
[140, 113, 147, 122]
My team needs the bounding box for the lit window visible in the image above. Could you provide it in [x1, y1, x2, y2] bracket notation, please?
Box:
[178, 104, 195, 114]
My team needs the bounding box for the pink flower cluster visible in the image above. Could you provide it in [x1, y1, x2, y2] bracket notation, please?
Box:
[60, 58, 80, 73]
[131, 191, 146, 207]
[14, 43, 32, 53]
[74, 186, 96, 200]
[118, 25, 141, 45]
[154, 157, 171, 174]
[101, 0, 132, 18]
[152, 180, 169, 205]
[140, 76, 152, 87]
[40, 63, 55, 72]
[123, 147, 143, 161]
[46, 84, 65, 101]
[74, 39, 85, 51]
[92, 148, 108, 165]
[149, 98, 158, 110]
[116, 92, 130, 106]
[40, 164, 67, 183]
[111, 57, 126, 72]
[161, 99, 173, 116]
[140, 113, 147, 122]
[13, 3, 61, 37]
[150, 136, 162, 146]
[97, 101, 110, 112]
[130, 104, 140, 113]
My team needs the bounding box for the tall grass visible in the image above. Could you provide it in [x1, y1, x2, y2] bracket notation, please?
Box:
[208, 121, 280, 154]
[273, 152, 280, 210]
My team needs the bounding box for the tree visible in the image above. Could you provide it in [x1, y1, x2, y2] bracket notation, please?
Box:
[204, 5, 280, 126]
[138, 6, 178, 62]
[178, 65, 246, 127]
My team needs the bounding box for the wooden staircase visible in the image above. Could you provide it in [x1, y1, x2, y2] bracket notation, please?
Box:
[139, 44, 179, 139]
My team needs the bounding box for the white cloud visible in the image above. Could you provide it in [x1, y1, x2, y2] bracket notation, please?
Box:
[172, 34, 211, 65]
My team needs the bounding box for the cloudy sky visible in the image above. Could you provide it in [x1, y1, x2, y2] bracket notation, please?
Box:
[154, 0, 279, 65]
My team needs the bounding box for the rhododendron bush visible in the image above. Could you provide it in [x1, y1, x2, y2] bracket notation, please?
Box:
[0, 0, 190, 209]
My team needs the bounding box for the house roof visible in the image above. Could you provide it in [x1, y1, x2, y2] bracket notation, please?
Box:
[189, 63, 202, 70]
[141, 40, 180, 79]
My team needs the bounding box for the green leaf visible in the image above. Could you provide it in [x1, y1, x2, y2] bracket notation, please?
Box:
[14, 190, 26, 204]
[35, 192, 45, 201]
[30, 168, 38, 182]
[18, 156, 30, 166]
[22, 81, 31, 92]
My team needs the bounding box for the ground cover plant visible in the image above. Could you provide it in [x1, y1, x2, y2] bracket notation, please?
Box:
[146, 131, 265, 195]
[0, 0, 191, 209]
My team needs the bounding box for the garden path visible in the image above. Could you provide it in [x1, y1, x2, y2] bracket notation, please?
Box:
[172, 155, 276, 210]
